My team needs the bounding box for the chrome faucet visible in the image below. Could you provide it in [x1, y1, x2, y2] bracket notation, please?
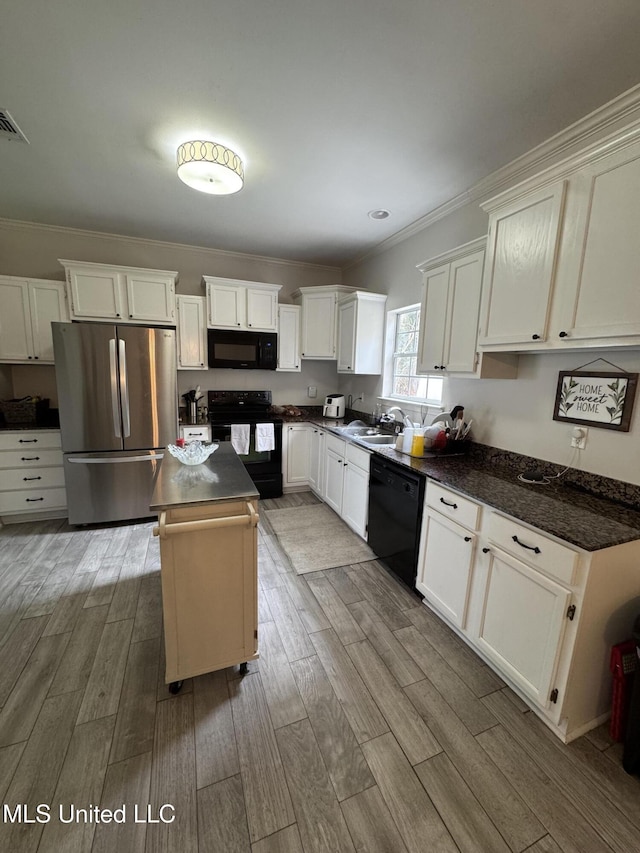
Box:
[381, 406, 412, 427]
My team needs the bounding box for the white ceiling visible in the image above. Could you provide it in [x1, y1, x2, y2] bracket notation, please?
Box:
[1, 1, 640, 268]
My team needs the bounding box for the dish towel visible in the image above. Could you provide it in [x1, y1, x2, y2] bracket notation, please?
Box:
[255, 422, 275, 452]
[231, 424, 250, 455]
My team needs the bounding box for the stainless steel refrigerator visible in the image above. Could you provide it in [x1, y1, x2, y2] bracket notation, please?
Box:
[52, 322, 178, 525]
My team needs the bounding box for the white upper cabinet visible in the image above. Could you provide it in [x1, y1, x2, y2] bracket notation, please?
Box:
[479, 129, 640, 352]
[553, 141, 640, 344]
[0, 276, 69, 363]
[176, 295, 207, 370]
[203, 276, 281, 331]
[277, 304, 301, 371]
[59, 260, 177, 325]
[417, 239, 517, 379]
[337, 291, 387, 374]
[478, 182, 566, 347]
[292, 285, 356, 359]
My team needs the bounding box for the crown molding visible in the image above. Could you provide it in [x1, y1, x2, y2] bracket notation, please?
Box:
[416, 236, 487, 272]
[346, 83, 640, 270]
[0, 217, 341, 276]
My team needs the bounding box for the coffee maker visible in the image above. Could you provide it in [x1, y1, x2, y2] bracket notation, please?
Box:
[323, 394, 346, 419]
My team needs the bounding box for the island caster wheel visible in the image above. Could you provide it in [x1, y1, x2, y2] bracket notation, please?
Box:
[239, 662, 248, 676]
[169, 680, 184, 694]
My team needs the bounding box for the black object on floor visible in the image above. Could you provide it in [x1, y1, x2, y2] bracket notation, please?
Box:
[623, 613, 640, 774]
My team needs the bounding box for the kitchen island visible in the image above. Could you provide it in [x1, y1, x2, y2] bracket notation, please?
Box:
[150, 443, 260, 692]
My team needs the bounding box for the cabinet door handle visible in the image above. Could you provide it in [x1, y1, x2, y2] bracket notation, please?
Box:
[482, 547, 490, 553]
[559, 331, 568, 338]
[512, 534, 541, 554]
[440, 497, 458, 509]
[464, 536, 472, 542]
[532, 334, 540, 340]
[21, 456, 40, 461]
[19, 439, 38, 443]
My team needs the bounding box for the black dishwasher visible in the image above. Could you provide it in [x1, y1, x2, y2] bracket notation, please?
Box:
[367, 456, 425, 591]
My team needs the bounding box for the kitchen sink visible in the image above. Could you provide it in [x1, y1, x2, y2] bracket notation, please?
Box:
[356, 434, 396, 445]
[336, 425, 378, 436]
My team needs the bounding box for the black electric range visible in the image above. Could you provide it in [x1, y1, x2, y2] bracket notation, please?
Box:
[208, 390, 283, 498]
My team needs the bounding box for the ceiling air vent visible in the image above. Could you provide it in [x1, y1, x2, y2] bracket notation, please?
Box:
[0, 109, 29, 143]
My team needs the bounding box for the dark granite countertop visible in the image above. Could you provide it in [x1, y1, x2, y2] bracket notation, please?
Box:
[150, 443, 259, 512]
[300, 416, 640, 552]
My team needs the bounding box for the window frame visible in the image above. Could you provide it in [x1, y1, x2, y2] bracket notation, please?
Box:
[383, 304, 443, 407]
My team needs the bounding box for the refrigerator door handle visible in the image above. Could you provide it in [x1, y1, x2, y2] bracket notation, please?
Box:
[119, 338, 131, 438]
[109, 338, 122, 438]
[68, 453, 164, 464]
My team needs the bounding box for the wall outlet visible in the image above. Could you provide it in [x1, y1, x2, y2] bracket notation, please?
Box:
[570, 427, 587, 449]
[307, 385, 317, 398]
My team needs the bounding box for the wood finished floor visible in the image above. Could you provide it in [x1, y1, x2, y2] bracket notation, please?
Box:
[0, 491, 639, 853]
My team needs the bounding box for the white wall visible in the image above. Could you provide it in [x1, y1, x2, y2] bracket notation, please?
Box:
[177, 362, 340, 410]
[0, 219, 341, 300]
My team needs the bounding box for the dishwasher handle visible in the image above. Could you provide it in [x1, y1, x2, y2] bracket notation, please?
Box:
[153, 502, 258, 539]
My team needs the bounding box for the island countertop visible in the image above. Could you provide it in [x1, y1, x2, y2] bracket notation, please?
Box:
[150, 443, 259, 512]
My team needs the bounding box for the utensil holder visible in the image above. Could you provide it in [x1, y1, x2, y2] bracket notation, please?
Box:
[188, 402, 198, 424]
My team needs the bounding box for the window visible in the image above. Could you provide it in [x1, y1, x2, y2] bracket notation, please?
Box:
[387, 305, 443, 404]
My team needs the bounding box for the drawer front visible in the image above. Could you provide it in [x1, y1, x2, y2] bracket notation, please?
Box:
[0, 467, 65, 491]
[325, 433, 347, 457]
[346, 442, 370, 472]
[0, 487, 67, 514]
[180, 425, 212, 443]
[487, 512, 578, 585]
[0, 449, 63, 468]
[0, 431, 61, 451]
[426, 481, 481, 531]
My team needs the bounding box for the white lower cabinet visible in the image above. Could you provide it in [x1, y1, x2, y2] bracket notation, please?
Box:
[308, 426, 326, 498]
[417, 480, 640, 742]
[282, 423, 311, 491]
[179, 424, 212, 443]
[324, 434, 346, 514]
[341, 443, 370, 539]
[417, 509, 476, 629]
[0, 430, 67, 520]
[311, 431, 371, 539]
[476, 546, 570, 708]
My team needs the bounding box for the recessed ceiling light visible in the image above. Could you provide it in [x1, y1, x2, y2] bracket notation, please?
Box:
[368, 209, 390, 220]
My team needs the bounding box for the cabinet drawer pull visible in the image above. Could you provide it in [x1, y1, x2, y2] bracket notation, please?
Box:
[21, 456, 40, 461]
[512, 534, 541, 554]
[23, 476, 42, 481]
[26, 497, 44, 502]
[440, 497, 458, 509]
[19, 438, 38, 443]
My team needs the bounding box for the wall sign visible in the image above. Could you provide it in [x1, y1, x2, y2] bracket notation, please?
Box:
[553, 370, 638, 431]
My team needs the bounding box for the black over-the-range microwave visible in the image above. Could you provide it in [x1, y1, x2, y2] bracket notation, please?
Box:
[207, 328, 278, 370]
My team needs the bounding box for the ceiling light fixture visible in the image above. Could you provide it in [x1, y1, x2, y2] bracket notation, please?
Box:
[176, 140, 244, 195]
[368, 209, 390, 220]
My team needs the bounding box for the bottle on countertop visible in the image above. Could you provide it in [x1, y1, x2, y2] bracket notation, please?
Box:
[402, 426, 414, 454]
